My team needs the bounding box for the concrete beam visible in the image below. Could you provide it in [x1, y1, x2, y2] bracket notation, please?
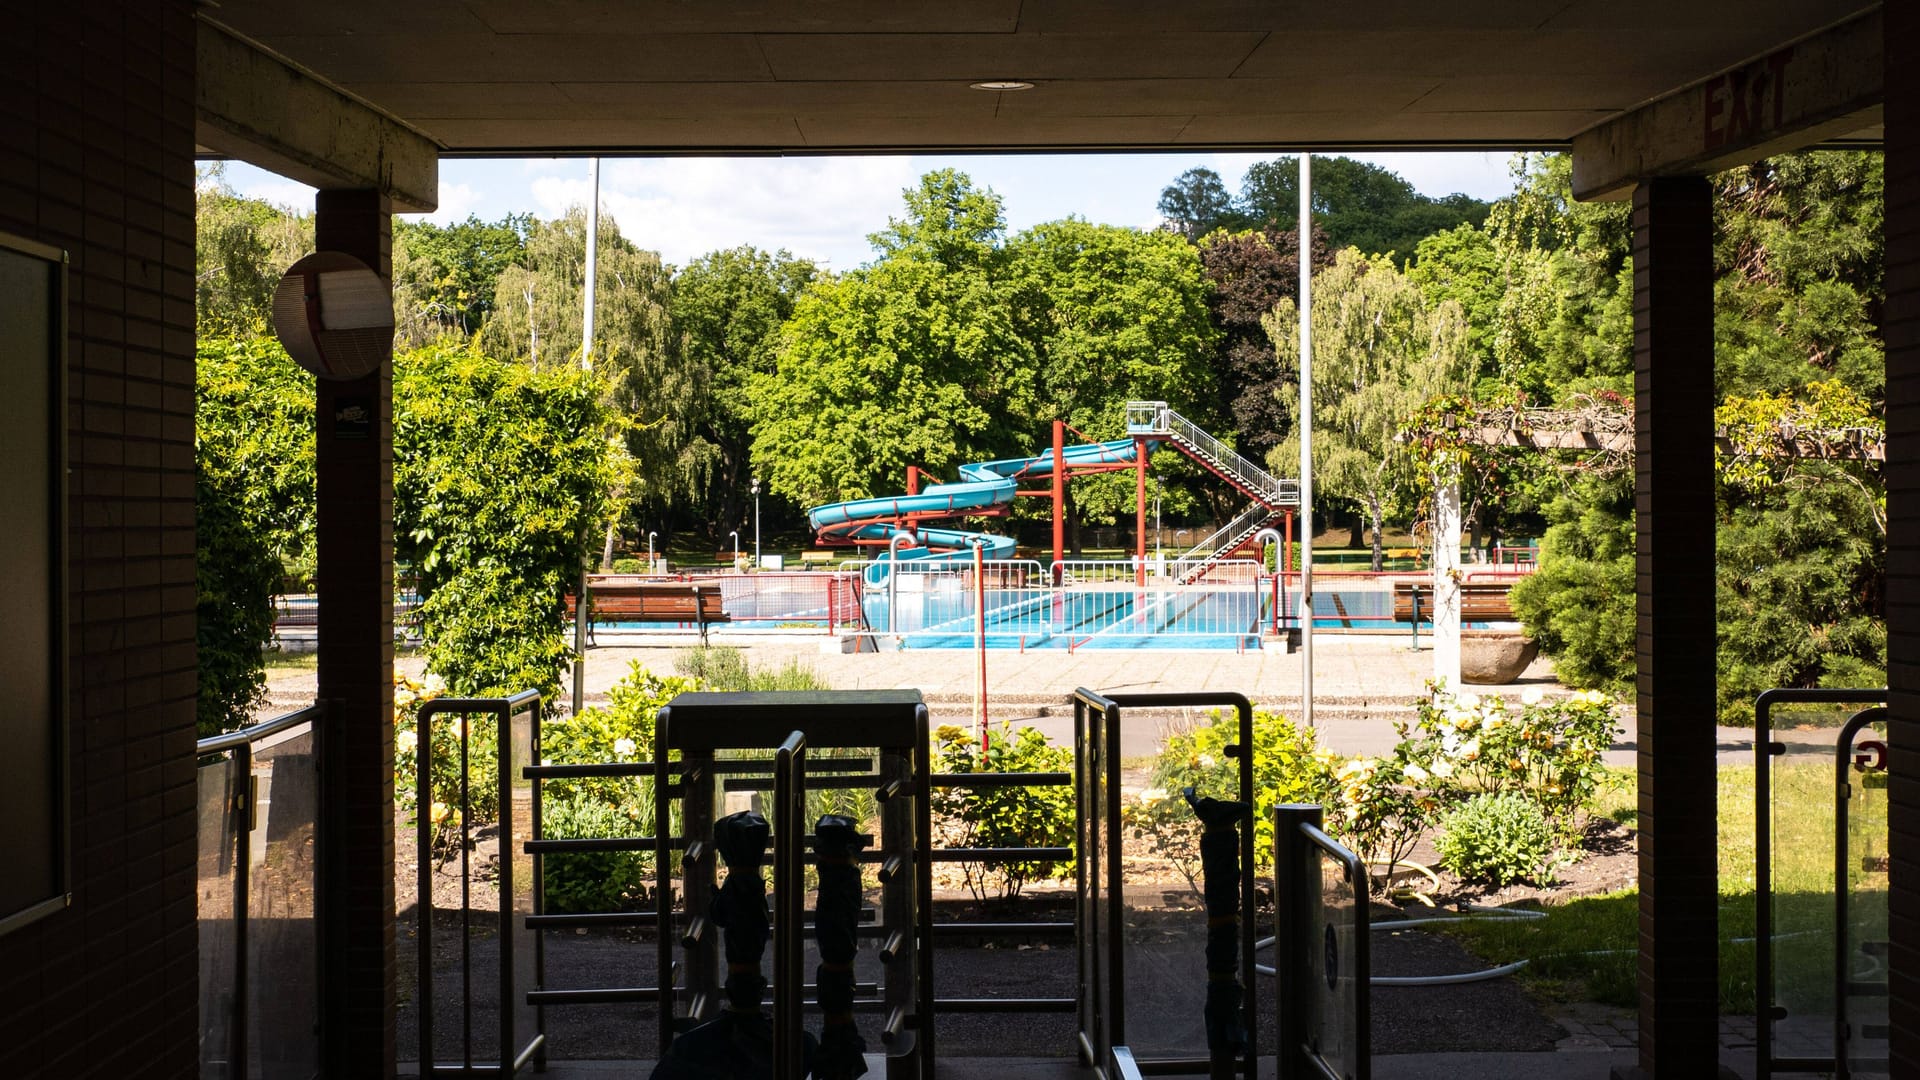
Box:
[1570, 7, 1882, 202]
[195, 19, 440, 213]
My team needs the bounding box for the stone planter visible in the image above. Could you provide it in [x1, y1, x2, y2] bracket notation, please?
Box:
[1460, 628, 1539, 685]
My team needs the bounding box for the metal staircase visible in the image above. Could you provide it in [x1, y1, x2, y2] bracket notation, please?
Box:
[1127, 401, 1299, 583]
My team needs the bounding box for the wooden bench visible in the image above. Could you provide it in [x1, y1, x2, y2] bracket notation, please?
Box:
[800, 550, 838, 569]
[564, 580, 729, 644]
[1392, 581, 1515, 625]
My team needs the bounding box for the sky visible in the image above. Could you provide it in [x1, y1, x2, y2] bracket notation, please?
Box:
[216, 150, 1520, 273]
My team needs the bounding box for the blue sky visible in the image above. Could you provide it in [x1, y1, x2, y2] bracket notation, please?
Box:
[217, 151, 1519, 272]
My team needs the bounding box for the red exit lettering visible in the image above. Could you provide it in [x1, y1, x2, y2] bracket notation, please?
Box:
[1703, 47, 1794, 151]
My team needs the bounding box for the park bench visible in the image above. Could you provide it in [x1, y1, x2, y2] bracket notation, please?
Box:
[564, 580, 729, 644]
[1392, 580, 1516, 625]
[800, 550, 838, 569]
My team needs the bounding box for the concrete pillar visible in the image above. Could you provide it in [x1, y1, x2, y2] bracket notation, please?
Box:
[312, 187, 397, 1077]
[1885, 2, 1920, 1071]
[1432, 481, 1461, 691]
[1618, 177, 1721, 1080]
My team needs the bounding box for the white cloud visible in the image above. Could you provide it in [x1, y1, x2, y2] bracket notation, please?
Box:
[527, 156, 918, 271]
[409, 180, 483, 224]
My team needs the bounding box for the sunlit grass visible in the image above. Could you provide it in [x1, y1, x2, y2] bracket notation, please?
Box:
[1442, 754, 1887, 1014]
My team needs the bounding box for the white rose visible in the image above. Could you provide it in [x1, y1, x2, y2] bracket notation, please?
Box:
[396, 730, 417, 754]
[1521, 687, 1545, 706]
[1404, 763, 1430, 784]
[613, 737, 637, 757]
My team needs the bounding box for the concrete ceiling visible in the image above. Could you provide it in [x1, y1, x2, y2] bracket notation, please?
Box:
[199, 0, 1881, 154]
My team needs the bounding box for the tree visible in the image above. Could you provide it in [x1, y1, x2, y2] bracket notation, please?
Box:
[195, 338, 317, 735]
[1197, 227, 1331, 458]
[1236, 156, 1490, 260]
[394, 343, 630, 700]
[1157, 167, 1245, 242]
[1264, 248, 1471, 568]
[1002, 218, 1220, 537]
[748, 171, 1034, 507]
[479, 209, 703, 525]
[670, 245, 818, 542]
[391, 213, 530, 346]
[1509, 475, 1636, 697]
[194, 165, 312, 338]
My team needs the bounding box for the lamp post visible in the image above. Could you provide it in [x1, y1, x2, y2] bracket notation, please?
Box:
[729, 530, 740, 567]
[648, 531, 658, 573]
[751, 477, 762, 570]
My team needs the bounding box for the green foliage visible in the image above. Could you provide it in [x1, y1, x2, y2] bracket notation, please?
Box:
[931, 723, 1075, 901]
[1157, 167, 1245, 241]
[1265, 248, 1471, 568]
[392, 213, 531, 345]
[541, 793, 652, 913]
[1127, 709, 1333, 892]
[670, 246, 818, 542]
[1401, 688, 1620, 843]
[1197, 227, 1331, 461]
[194, 165, 313, 338]
[748, 174, 1034, 506]
[394, 342, 629, 700]
[672, 646, 829, 692]
[1510, 474, 1637, 697]
[392, 673, 500, 852]
[1232, 155, 1491, 259]
[195, 338, 317, 735]
[1435, 792, 1556, 886]
[1716, 469, 1886, 723]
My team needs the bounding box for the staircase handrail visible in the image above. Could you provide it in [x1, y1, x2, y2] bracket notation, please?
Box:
[1171, 501, 1279, 579]
[1165, 409, 1287, 499]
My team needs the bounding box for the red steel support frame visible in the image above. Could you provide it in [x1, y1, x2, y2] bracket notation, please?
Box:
[1052, 420, 1066, 583]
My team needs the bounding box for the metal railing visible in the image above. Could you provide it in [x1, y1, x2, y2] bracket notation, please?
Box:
[1169, 501, 1279, 581]
[1754, 688, 1890, 1080]
[1128, 400, 1298, 507]
[414, 691, 545, 1078]
[197, 703, 326, 1080]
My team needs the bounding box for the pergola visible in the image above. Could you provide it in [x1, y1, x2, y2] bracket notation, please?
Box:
[0, 3, 1911, 1078]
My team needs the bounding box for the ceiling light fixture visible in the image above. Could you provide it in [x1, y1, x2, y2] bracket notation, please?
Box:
[969, 80, 1035, 91]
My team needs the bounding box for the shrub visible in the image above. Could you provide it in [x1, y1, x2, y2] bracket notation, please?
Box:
[541, 661, 696, 808]
[673, 646, 828, 692]
[1435, 791, 1557, 886]
[392, 671, 498, 853]
[1401, 686, 1620, 841]
[542, 793, 651, 913]
[1127, 708, 1334, 890]
[195, 338, 316, 735]
[394, 341, 631, 702]
[931, 723, 1075, 901]
[1327, 749, 1434, 879]
[612, 557, 646, 573]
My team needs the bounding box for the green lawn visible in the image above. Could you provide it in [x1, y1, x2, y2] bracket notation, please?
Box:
[1442, 754, 1887, 1014]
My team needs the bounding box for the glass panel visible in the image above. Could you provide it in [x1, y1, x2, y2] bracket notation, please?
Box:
[248, 725, 321, 1080]
[197, 753, 241, 1079]
[1768, 722, 1840, 1062]
[1307, 833, 1365, 1080]
[507, 706, 540, 1067]
[1118, 710, 1252, 1062]
[1842, 718, 1889, 1077]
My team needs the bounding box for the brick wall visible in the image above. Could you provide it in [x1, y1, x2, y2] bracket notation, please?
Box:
[0, 2, 200, 1077]
[1886, 2, 1919, 1074]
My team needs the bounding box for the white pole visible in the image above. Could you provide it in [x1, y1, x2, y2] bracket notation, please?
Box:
[582, 157, 600, 370]
[1298, 153, 1315, 729]
[572, 157, 602, 716]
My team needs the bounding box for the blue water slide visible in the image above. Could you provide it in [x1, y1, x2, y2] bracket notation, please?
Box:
[808, 439, 1145, 570]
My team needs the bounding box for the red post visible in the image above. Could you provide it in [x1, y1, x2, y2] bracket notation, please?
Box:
[1135, 436, 1148, 586]
[1283, 508, 1294, 587]
[1052, 420, 1066, 584]
[907, 464, 920, 496]
[974, 541, 989, 751]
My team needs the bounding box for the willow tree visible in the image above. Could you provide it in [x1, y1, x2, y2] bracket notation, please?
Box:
[480, 208, 706, 549]
[1264, 248, 1471, 568]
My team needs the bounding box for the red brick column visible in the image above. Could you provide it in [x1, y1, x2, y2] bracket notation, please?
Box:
[312, 188, 397, 1077]
[1885, 1, 1920, 1072]
[1623, 176, 1721, 1079]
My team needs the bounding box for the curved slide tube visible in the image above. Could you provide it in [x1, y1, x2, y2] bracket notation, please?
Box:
[808, 438, 1145, 570]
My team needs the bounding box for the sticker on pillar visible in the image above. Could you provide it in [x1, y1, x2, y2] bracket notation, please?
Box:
[271, 251, 393, 380]
[334, 397, 372, 440]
